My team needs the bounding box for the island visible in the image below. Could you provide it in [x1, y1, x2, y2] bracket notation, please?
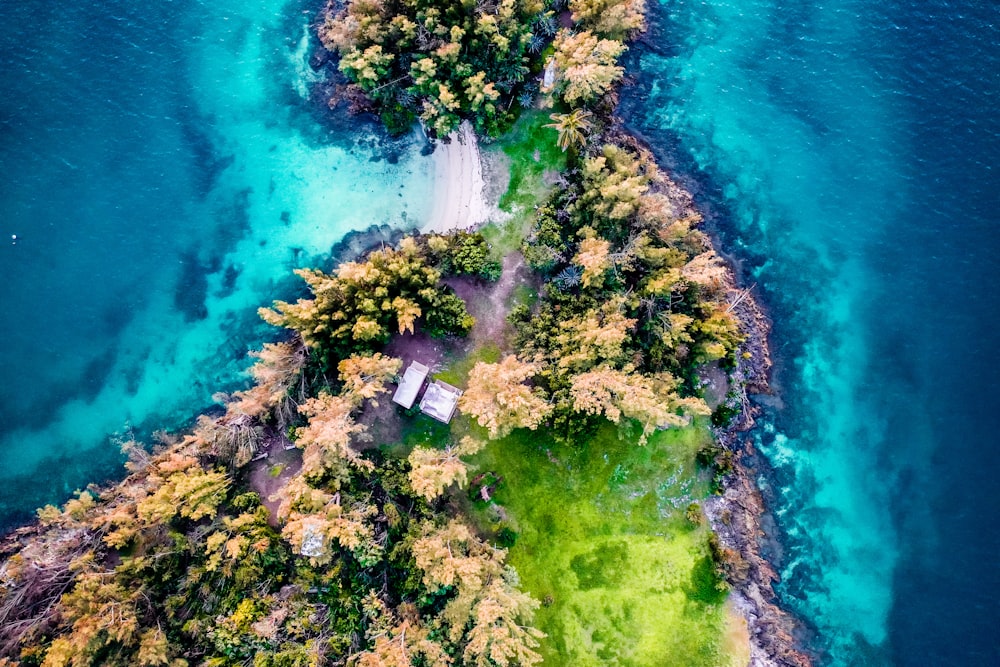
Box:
[0, 0, 812, 665]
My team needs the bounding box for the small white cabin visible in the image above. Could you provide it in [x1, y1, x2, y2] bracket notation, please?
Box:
[392, 361, 430, 409]
[419, 380, 463, 424]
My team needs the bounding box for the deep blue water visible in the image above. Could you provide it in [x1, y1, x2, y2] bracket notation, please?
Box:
[623, 0, 1000, 664]
[2, 0, 998, 664]
[0, 0, 433, 528]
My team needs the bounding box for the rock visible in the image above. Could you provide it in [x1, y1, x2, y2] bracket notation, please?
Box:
[309, 47, 332, 71]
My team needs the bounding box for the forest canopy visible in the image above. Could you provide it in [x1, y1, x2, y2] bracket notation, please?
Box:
[320, 0, 548, 135]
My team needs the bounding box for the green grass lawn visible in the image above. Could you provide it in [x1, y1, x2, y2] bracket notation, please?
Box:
[481, 109, 566, 256]
[467, 423, 739, 667]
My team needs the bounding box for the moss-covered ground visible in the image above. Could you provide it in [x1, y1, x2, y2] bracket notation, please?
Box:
[481, 109, 566, 255]
[466, 423, 738, 666]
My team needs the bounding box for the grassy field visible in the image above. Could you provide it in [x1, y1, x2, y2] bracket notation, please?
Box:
[481, 109, 566, 255]
[465, 423, 740, 666]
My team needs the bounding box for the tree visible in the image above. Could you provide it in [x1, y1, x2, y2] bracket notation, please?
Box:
[569, 366, 709, 443]
[353, 598, 451, 667]
[136, 459, 230, 525]
[462, 577, 545, 667]
[412, 521, 543, 665]
[295, 393, 371, 480]
[338, 353, 402, 404]
[282, 500, 379, 566]
[569, 0, 646, 38]
[692, 308, 743, 362]
[412, 520, 498, 592]
[458, 356, 552, 438]
[321, 0, 539, 136]
[578, 145, 650, 222]
[407, 437, 484, 502]
[571, 232, 611, 288]
[193, 413, 263, 469]
[260, 245, 472, 363]
[544, 109, 594, 151]
[681, 250, 728, 288]
[236, 337, 307, 426]
[555, 298, 637, 370]
[444, 232, 502, 281]
[551, 30, 625, 105]
[41, 572, 144, 667]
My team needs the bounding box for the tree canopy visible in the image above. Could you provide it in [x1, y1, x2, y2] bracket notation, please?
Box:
[458, 355, 553, 439]
[260, 242, 474, 367]
[321, 0, 547, 135]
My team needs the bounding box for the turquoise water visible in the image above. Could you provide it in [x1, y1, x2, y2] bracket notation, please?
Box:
[623, 0, 1000, 664]
[3, 0, 999, 663]
[0, 0, 433, 526]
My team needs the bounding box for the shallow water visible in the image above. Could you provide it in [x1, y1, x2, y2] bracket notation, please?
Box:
[0, 0, 433, 528]
[3, 0, 999, 663]
[623, 0, 1000, 664]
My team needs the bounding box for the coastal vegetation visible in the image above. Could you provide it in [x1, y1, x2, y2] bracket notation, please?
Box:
[0, 233, 548, 667]
[0, 0, 767, 663]
[319, 0, 547, 135]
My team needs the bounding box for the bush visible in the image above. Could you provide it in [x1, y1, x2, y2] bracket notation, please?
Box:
[445, 232, 503, 281]
[424, 291, 476, 338]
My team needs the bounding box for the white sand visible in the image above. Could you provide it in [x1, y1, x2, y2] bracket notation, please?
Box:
[422, 121, 492, 234]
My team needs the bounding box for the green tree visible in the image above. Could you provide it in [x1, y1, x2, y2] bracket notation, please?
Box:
[544, 109, 594, 151]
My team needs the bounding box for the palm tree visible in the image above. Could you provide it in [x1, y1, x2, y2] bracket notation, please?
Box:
[544, 109, 594, 151]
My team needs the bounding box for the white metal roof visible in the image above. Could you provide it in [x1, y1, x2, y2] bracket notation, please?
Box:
[419, 380, 463, 424]
[392, 360, 430, 409]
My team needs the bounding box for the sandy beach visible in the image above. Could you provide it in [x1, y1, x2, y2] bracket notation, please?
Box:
[422, 121, 491, 234]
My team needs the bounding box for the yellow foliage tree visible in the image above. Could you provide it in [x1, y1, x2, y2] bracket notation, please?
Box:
[682, 250, 729, 289]
[282, 499, 379, 566]
[295, 392, 371, 479]
[353, 598, 451, 667]
[569, 366, 710, 443]
[412, 520, 498, 592]
[570, 0, 646, 38]
[41, 573, 143, 667]
[555, 298, 637, 370]
[259, 244, 469, 358]
[391, 296, 422, 335]
[462, 578, 544, 667]
[136, 627, 172, 667]
[551, 29, 625, 105]
[412, 521, 543, 664]
[579, 145, 650, 221]
[407, 438, 483, 502]
[458, 356, 552, 439]
[338, 353, 402, 404]
[136, 460, 229, 525]
[572, 231, 611, 288]
[227, 338, 307, 426]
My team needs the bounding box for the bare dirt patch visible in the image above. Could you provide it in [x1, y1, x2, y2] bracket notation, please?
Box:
[246, 431, 302, 526]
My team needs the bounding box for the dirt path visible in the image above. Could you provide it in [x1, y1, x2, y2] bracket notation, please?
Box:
[246, 433, 302, 527]
[474, 253, 527, 347]
[443, 252, 534, 352]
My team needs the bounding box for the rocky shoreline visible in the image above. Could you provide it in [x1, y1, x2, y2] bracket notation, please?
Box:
[705, 278, 815, 667]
